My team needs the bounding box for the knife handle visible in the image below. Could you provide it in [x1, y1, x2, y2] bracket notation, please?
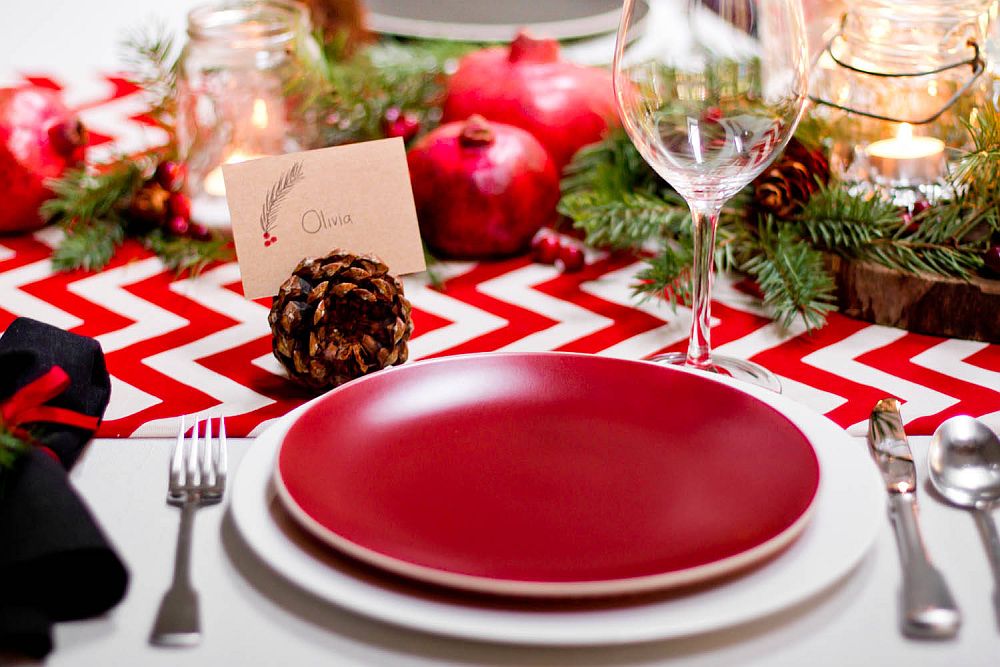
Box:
[888, 493, 961, 639]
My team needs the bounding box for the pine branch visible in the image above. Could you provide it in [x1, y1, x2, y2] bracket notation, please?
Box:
[51, 219, 125, 272]
[143, 228, 234, 274]
[560, 190, 690, 250]
[742, 219, 837, 330]
[291, 38, 472, 148]
[631, 245, 694, 309]
[859, 239, 983, 277]
[118, 23, 177, 131]
[0, 427, 29, 470]
[259, 161, 304, 235]
[40, 161, 146, 224]
[561, 129, 664, 196]
[794, 185, 900, 249]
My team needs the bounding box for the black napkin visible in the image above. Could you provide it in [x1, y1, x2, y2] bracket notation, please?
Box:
[0, 318, 127, 658]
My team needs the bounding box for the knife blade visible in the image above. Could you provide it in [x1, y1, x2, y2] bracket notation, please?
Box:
[867, 398, 961, 639]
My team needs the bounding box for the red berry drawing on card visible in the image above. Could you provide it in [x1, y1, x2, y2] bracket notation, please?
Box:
[260, 161, 304, 247]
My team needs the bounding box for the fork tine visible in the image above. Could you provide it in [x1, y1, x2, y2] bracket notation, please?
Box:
[200, 417, 214, 486]
[215, 417, 227, 491]
[186, 417, 201, 488]
[169, 415, 186, 494]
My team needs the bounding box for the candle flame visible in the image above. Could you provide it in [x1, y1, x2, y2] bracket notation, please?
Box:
[896, 123, 914, 142]
[252, 98, 269, 129]
[203, 150, 263, 198]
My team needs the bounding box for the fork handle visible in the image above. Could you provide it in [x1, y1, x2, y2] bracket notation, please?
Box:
[150, 499, 201, 646]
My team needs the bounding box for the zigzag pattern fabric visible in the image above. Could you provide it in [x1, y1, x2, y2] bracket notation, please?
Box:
[1, 74, 997, 438]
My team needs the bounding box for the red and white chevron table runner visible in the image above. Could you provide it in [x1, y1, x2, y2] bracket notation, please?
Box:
[2, 73, 998, 438]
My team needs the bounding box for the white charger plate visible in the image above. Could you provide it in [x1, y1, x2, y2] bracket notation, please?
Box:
[229, 360, 884, 646]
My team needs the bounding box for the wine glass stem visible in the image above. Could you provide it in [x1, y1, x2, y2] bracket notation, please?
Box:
[686, 204, 721, 370]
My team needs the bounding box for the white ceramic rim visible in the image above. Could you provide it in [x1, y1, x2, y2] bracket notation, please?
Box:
[229, 354, 885, 646]
[366, 1, 648, 42]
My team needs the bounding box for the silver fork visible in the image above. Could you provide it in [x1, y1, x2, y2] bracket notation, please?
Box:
[150, 416, 227, 647]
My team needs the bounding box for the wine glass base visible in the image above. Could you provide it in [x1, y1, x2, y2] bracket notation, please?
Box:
[647, 352, 782, 393]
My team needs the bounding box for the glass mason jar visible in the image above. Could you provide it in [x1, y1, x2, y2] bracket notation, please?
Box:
[809, 0, 999, 205]
[176, 0, 320, 224]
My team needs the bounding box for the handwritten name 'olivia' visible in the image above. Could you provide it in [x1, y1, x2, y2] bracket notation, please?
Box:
[301, 209, 355, 234]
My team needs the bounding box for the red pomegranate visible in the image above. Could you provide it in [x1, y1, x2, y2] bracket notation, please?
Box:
[442, 32, 619, 169]
[0, 87, 87, 233]
[407, 115, 560, 259]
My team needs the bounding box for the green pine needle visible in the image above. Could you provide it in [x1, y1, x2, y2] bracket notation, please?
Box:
[743, 220, 837, 330]
[51, 220, 125, 272]
[118, 23, 177, 130]
[143, 228, 234, 275]
[632, 245, 694, 309]
[40, 161, 146, 224]
[0, 427, 30, 470]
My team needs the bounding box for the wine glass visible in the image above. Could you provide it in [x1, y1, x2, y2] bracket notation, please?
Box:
[613, 0, 810, 391]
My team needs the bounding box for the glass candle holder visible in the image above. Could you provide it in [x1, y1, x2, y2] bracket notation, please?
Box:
[809, 0, 999, 205]
[177, 0, 319, 227]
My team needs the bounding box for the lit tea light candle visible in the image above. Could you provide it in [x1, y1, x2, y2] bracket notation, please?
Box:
[867, 123, 946, 185]
[202, 98, 275, 197]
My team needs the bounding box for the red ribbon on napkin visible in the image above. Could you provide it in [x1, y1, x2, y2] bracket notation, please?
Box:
[1, 366, 100, 460]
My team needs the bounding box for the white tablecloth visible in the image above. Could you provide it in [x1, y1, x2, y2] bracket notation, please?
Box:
[26, 435, 993, 666]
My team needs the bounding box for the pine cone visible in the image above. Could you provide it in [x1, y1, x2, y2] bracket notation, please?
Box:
[268, 249, 414, 391]
[752, 138, 830, 218]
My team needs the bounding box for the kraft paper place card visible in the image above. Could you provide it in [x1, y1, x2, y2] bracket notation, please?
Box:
[223, 137, 426, 299]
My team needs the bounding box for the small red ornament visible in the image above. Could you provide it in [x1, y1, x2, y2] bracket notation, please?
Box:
[556, 244, 585, 273]
[531, 234, 562, 264]
[384, 107, 421, 142]
[189, 222, 210, 240]
[169, 192, 192, 221]
[984, 243, 1000, 276]
[167, 215, 189, 236]
[155, 161, 187, 192]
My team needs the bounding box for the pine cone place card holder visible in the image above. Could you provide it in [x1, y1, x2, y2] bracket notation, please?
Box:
[222, 138, 426, 391]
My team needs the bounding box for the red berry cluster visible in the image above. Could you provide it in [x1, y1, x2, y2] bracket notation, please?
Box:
[986, 240, 1000, 277]
[155, 161, 210, 240]
[530, 232, 585, 273]
[900, 198, 930, 234]
[383, 107, 421, 143]
[263, 230, 278, 247]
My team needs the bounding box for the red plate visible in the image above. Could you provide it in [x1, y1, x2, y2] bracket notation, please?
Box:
[274, 353, 820, 597]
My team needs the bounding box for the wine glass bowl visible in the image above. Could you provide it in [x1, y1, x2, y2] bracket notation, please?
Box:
[613, 0, 810, 390]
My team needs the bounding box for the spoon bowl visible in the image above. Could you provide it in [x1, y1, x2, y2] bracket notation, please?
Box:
[928, 415, 1000, 630]
[928, 415, 1000, 509]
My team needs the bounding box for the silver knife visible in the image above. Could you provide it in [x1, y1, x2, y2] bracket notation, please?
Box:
[867, 398, 960, 638]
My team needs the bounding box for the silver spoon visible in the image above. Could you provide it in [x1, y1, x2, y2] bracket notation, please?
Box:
[928, 415, 1000, 628]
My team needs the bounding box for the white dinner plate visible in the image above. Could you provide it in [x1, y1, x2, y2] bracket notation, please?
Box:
[366, 0, 649, 42]
[229, 358, 884, 646]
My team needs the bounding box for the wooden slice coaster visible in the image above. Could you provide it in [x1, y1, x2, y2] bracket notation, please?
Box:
[829, 255, 1000, 343]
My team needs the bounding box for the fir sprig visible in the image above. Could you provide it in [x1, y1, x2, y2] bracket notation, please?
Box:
[52, 220, 126, 272]
[119, 24, 178, 131]
[0, 426, 30, 470]
[558, 103, 1000, 331]
[143, 228, 232, 275]
[743, 219, 837, 330]
[290, 38, 474, 148]
[40, 161, 146, 224]
[41, 162, 143, 272]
